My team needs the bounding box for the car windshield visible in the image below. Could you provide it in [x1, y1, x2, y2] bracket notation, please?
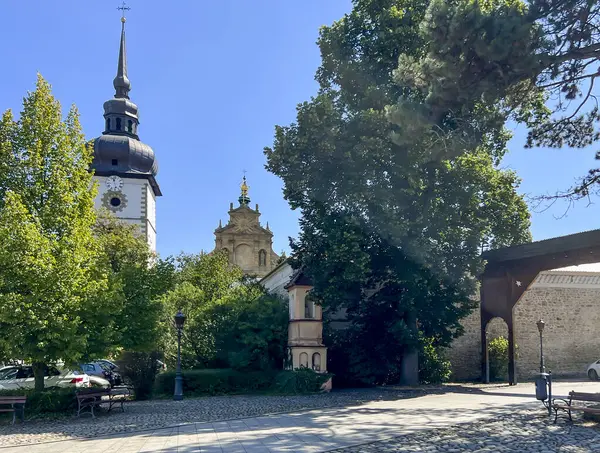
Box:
[99, 360, 116, 369]
[81, 364, 96, 373]
[0, 368, 17, 380]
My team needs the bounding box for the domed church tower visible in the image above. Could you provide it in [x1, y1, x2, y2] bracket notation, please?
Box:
[213, 176, 279, 277]
[91, 10, 161, 252]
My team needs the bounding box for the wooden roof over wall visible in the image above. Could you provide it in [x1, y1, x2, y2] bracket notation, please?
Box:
[482, 229, 600, 264]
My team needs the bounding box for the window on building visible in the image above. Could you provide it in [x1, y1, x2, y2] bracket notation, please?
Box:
[105, 118, 110, 131]
[259, 249, 267, 266]
[116, 118, 122, 130]
[312, 353, 321, 372]
[304, 291, 315, 319]
[127, 119, 133, 133]
[299, 352, 308, 368]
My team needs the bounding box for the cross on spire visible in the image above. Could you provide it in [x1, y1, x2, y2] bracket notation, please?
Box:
[117, 1, 130, 22]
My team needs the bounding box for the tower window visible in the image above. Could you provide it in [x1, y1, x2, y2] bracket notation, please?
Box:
[312, 353, 321, 372]
[116, 118, 122, 131]
[304, 291, 315, 319]
[299, 352, 308, 368]
[110, 197, 121, 207]
[105, 118, 110, 131]
[112, 159, 118, 166]
[127, 119, 133, 133]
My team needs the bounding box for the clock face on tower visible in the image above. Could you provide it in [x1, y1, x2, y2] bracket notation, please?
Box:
[105, 175, 123, 191]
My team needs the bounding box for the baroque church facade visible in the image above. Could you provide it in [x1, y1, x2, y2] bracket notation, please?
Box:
[212, 177, 279, 278]
[91, 14, 160, 252]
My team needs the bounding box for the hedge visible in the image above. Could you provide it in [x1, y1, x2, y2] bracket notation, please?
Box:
[155, 368, 331, 396]
[0, 387, 77, 415]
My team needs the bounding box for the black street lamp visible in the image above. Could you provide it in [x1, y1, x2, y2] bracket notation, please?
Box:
[537, 319, 545, 374]
[173, 310, 186, 401]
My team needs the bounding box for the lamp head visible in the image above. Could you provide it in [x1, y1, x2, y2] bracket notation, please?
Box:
[536, 319, 545, 334]
[174, 310, 186, 329]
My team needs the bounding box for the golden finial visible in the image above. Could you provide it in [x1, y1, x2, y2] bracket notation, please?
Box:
[239, 173, 250, 205]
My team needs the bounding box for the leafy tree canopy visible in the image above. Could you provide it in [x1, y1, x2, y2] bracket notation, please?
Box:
[160, 252, 288, 371]
[265, 0, 532, 384]
[87, 213, 176, 359]
[0, 75, 104, 390]
[390, 0, 600, 200]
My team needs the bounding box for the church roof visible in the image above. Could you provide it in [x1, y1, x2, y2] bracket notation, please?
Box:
[91, 13, 160, 195]
[284, 268, 312, 289]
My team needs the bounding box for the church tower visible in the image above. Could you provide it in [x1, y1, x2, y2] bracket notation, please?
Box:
[91, 12, 161, 252]
[213, 177, 279, 277]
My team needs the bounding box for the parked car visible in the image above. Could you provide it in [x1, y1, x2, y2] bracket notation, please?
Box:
[0, 365, 105, 390]
[587, 360, 600, 380]
[95, 359, 119, 371]
[80, 362, 122, 387]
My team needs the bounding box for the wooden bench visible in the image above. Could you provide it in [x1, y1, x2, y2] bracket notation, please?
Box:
[0, 396, 26, 424]
[552, 391, 600, 423]
[76, 387, 132, 418]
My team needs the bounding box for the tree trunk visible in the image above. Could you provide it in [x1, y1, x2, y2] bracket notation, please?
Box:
[400, 312, 419, 386]
[32, 362, 46, 392]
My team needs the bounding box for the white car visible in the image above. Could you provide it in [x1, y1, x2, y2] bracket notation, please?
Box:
[587, 360, 600, 380]
[0, 365, 109, 390]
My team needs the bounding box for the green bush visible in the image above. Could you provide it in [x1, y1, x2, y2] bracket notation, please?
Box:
[0, 387, 77, 415]
[154, 368, 331, 396]
[117, 351, 162, 400]
[274, 368, 331, 394]
[488, 336, 517, 381]
[419, 338, 452, 384]
[154, 369, 277, 397]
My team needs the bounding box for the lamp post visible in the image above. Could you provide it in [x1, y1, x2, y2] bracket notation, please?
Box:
[173, 310, 186, 401]
[537, 319, 545, 374]
[534, 319, 552, 416]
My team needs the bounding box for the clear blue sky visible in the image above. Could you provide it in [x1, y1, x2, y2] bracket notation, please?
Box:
[1, 0, 598, 259]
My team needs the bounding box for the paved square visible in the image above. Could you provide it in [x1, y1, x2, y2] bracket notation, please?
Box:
[1, 382, 599, 452]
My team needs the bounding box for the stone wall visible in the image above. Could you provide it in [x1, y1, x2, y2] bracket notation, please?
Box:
[446, 271, 600, 381]
[445, 306, 481, 381]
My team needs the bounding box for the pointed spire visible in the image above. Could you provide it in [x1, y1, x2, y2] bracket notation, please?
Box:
[113, 4, 131, 99]
[219, 219, 222, 228]
[266, 221, 270, 231]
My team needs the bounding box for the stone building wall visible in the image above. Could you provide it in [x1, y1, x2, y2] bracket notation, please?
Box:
[446, 271, 600, 381]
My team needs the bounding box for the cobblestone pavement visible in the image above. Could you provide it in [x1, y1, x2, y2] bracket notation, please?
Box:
[1, 381, 599, 452]
[0, 388, 422, 446]
[328, 412, 600, 452]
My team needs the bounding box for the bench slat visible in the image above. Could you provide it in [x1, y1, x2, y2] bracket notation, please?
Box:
[568, 392, 600, 402]
[0, 397, 27, 402]
[76, 392, 109, 399]
[554, 404, 600, 412]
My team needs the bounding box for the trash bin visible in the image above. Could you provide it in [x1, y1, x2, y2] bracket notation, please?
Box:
[535, 374, 548, 401]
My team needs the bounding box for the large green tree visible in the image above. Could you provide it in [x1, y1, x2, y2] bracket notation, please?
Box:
[265, 0, 531, 384]
[0, 75, 105, 390]
[389, 0, 600, 200]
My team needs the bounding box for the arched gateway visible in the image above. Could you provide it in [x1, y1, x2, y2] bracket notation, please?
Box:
[481, 229, 600, 385]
